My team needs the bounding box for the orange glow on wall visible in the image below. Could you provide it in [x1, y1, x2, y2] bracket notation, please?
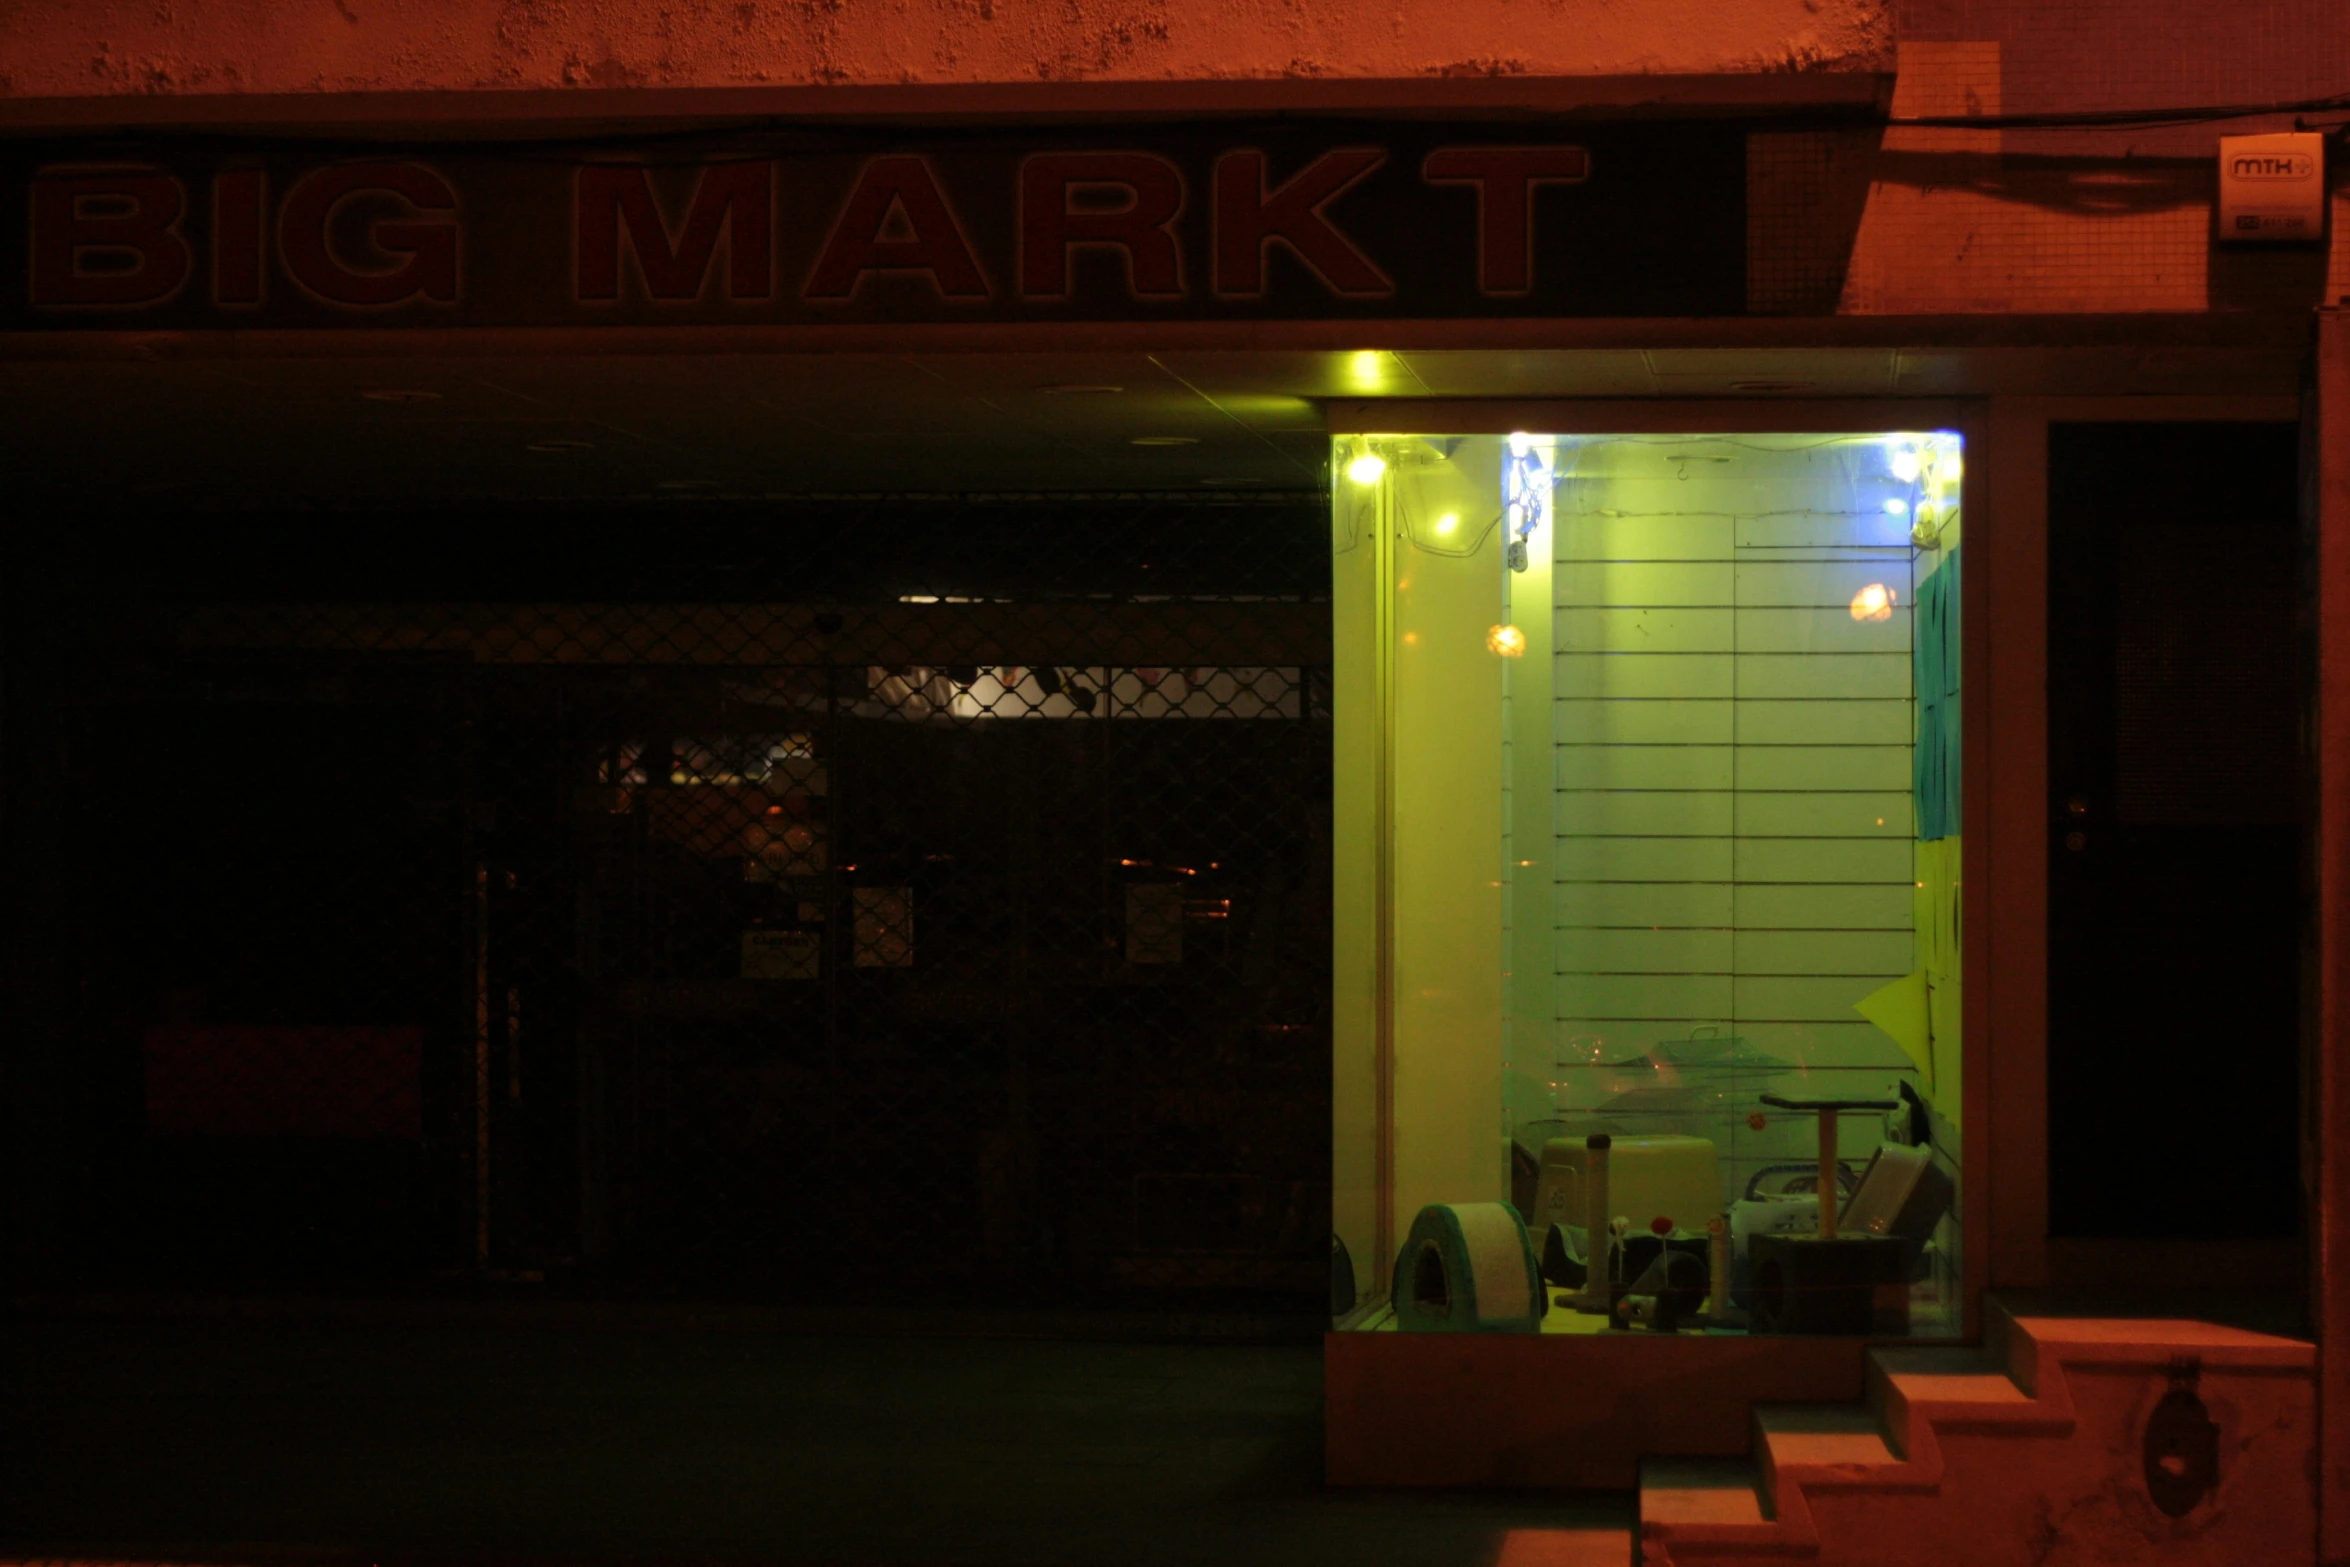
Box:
[1850, 583, 1896, 623]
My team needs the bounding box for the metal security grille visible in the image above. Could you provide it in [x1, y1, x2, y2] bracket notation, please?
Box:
[33, 495, 1332, 1313]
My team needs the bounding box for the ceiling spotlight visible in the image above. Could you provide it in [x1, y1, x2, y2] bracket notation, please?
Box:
[360, 389, 441, 403]
[1130, 436, 1199, 446]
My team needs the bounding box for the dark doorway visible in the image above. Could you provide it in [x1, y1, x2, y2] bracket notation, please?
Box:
[2047, 422, 2302, 1238]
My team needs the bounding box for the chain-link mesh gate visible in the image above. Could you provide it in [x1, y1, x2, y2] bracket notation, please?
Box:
[29, 494, 1332, 1314]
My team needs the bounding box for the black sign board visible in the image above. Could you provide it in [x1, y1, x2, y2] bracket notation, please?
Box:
[3, 120, 1748, 330]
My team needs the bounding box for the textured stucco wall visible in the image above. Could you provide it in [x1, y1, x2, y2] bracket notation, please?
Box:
[1837, 36, 2350, 314]
[0, 0, 1891, 99]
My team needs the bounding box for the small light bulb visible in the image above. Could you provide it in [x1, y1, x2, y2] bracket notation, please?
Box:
[1349, 350, 1383, 386]
[1883, 497, 1909, 515]
[1346, 451, 1387, 485]
[1890, 450, 1922, 483]
[1435, 511, 1459, 536]
[1487, 624, 1527, 658]
[1850, 583, 1897, 623]
[1508, 431, 1533, 457]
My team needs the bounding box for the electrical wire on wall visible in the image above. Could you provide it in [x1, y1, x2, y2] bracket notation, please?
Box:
[1894, 88, 2350, 139]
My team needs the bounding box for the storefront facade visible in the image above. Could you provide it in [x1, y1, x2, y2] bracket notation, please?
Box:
[4, 3, 2348, 1561]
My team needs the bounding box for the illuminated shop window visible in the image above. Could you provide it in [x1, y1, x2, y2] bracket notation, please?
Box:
[1333, 430, 1963, 1338]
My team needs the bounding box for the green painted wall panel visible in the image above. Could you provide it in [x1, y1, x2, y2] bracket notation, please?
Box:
[1556, 790, 1733, 837]
[1734, 558, 1916, 608]
[1734, 974, 1903, 1023]
[1554, 697, 1735, 745]
[1554, 743, 1736, 791]
[1736, 698, 1913, 745]
[1557, 972, 1735, 1020]
[1555, 880, 1736, 928]
[1733, 746, 1911, 791]
[1736, 605, 1912, 654]
[1389, 438, 1511, 1226]
[1733, 929, 1917, 977]
[1735, 790, 1916, 838]
[1555, 926, 1735, 975]
[1733, 882, 1914, 929]
[1735, 652, 1913, 700]
[1555, 560, 1734, 609]
[1734, 837, 1914, 883]
[1556, 834, 1734, 882]
[1555, 607, 1736, 652]
[1329, 481, 1383, 1301]
[1735, 510, 1914, 550]
[1555, 652, 1734, 699]
[1557, 514, 1737, 561]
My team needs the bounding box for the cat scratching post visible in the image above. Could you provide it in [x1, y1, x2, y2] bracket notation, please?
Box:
[1748, 1092, 1904, 1334]
[1759, 1092, 1896, 1238]
[1578, 1133, 1611, 1311]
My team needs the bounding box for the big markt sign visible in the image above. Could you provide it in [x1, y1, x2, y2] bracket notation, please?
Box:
[3, 121, 1746, 328]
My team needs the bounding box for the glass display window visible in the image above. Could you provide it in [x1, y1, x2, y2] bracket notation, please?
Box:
[1333, 427, 1965, 1339]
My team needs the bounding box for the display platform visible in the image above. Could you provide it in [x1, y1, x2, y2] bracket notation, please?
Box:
[1354, 1277, 1958, 1336]
[1324, 1327, 1875, 1489]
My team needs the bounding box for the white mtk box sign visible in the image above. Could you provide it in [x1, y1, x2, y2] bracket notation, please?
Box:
[2217, 132, 2325, 242]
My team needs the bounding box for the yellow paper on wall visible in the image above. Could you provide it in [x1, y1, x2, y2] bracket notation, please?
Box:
[1914, 835, 1962, 1131]
[1926, 970, 1961, 1132]
[1854, 968, 1934, 1094]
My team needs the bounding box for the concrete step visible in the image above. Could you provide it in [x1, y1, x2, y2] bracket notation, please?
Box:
[1492, 1522, 1638, 1567]
[1865, 1341, 2050, 1462]
[1638, 1456, 1812, 1564]
[1865, 1342, 2018, 1403]
[1639, 1457, 1772, 1527]
[1755, 1401, 1900, 1495]
[1640, 1305, 2319, 1566]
